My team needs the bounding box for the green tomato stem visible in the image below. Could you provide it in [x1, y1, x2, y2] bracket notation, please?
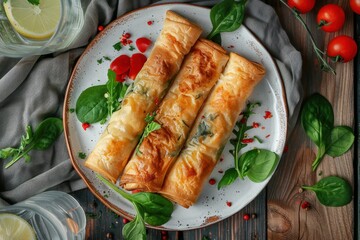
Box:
[279, 0, 336, 75]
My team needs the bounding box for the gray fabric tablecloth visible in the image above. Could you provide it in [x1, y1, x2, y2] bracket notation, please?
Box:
[0, 0, 302, 205]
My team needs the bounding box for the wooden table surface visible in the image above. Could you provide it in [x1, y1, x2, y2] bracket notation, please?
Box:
[71, 1, 357, 239]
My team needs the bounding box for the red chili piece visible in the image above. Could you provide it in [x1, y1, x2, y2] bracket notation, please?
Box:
[226, 201, 232, 207]
[154, 97, 159, 105]
[129, 53, 147, 80]
[136, 37, 152, 53]
[82, 122, 90, 131]
[241, 138, 254, 144]
[301, 201, 311, 210]
[208, 178, 216, 185]
[243, 214, 250, 221]
[98, 25, 104, 32]
[265, 134, 271, 138]
[264, 111, 273, 119]
[252, 122, 260, 128]
[122, 218, 129, 224]
[123, 32, 131, 39]
[132, 189, 142, 194]
[147, 20, 153, 25]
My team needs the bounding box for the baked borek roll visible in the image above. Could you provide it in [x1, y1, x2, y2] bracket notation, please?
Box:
[84, 11, 202, 183]
[159, 52, 266, 208]
[120, 39, 229, 191]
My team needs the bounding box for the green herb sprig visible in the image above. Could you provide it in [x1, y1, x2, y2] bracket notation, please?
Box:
[0, 118, 63, 168]
[136, 113, 161, 154]
[301, 93, 354, 171]
[97, 174, 174, 240]
[302, 176, 352, 207]
[207, 0, 247, 44]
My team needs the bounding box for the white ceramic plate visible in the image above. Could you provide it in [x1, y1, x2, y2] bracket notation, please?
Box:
[64, 3, 288, 230]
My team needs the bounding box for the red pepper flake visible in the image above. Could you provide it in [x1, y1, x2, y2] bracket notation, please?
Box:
[226, 201, 232, 207]
[154, 97, 159, 105]
[240, 117, 247, 124]
[147, 20, 154, 25]
[227, 45, 234, 49]
[122, 218, 129, 224]
[97, 25, 104, 32]
[265, 134, 270, 138]
[241, 138, 254, 144]
[116, 73, 127, 83]
[219, 157, 224, 162]
[127, 39, 133, 44]
[264, 110, 273, 119]
[208, 178, 216, 185]
[243, 214, 250, 220]
[218, 169, 224, 174]
[283, 145, 289, 153]
[123, 32, 131, 39]
[201, 115, 205, 119]
[252, 122, 260, 128]
[82, 122, 90, 131]
[301, 201, 311, 210]
[261, 126, 265, 130]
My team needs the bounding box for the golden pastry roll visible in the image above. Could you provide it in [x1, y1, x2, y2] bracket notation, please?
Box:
[159, 52, 266, 208]
[120, 39, 229, 191]
[84, 11, 202, 183]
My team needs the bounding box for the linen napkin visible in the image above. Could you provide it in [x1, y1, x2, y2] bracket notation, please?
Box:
[0, 0, 302, 205]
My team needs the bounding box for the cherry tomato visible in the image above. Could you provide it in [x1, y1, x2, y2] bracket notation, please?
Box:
[350, 0, 360, 14]
[327, 35, 358, 63]
[136, 37, 152, 53]
[110, 55, 130, 75]
[129, 53, 147, 80]
[316, 4, 345, 32]
[287, 0, 316, 14]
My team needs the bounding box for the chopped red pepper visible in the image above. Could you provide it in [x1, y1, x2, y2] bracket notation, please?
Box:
[264, 110, 273, 119]
[123, 32, 131, 39]
[226, 201, 232, 207]
[265, 134, 270, 138]
[136, 37, 152, 53]
[301, 201, 311, 210]
[116, 72, 127, 82]
[241, 138, 254, 144]
[240, 117, 247, 124]
[147, 20, 154, 25]
[252, 122, 260, 128]
[208, 178, 216, 185]
[82, 122, 90, 131]
[129, 53, 147, 80]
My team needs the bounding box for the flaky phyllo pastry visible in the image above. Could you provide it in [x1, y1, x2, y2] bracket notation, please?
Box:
[84, 11, 202, 182]
[159, 52, 266, 208]
[120, 39, 229, 192]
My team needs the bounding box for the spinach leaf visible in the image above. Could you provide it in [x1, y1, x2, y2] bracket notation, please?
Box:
[301, 93, 354, 170]
[301, 93, 334, 146]
[97, 174, 174, 238]
[1, 118, 63, 168]
[122, 203, 146, 240]
[207, 0, 247, 40]
[238, 149, 279, 183]
[76, 85, 108, 124]
[302, 176, 352, 207]
[217, 168, 238, 189]
[326, 126, 354, 157]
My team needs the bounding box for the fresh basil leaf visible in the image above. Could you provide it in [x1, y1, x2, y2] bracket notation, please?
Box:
[301, 93, 334, 147]
[76, 85, 108, 124]
[207, 0, 247, 40]
[326, 126, 354, 157]
[217, 168, 239, 189]
[237, 149, 279, 183]
[302, 176, 352, 207]
[32, 118, 63, 150]
[122, 203, 146, 240]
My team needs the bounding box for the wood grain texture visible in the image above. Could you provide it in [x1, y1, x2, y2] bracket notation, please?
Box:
[266, 1, 354, 239]
[71, 1, 356, 239]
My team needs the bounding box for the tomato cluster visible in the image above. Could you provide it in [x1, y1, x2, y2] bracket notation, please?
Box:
[287, 0, 358, 63]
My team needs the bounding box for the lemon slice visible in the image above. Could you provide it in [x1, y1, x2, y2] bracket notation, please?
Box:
[3, 0, 61, 40]
[0, 213, 36, 240]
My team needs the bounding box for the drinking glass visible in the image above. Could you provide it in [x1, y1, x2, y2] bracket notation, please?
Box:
[0, 191, 86, 240]
[0, 0, 84, 57]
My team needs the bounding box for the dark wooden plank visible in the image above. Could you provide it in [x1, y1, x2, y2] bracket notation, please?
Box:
[266, 1, 354, 239]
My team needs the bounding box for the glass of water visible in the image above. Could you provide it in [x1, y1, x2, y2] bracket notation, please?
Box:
[0, 191, 86, 240]
[0, 0, 84, 58]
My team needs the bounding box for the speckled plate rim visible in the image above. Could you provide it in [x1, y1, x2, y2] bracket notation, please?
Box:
[63, 3, 289, 231]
